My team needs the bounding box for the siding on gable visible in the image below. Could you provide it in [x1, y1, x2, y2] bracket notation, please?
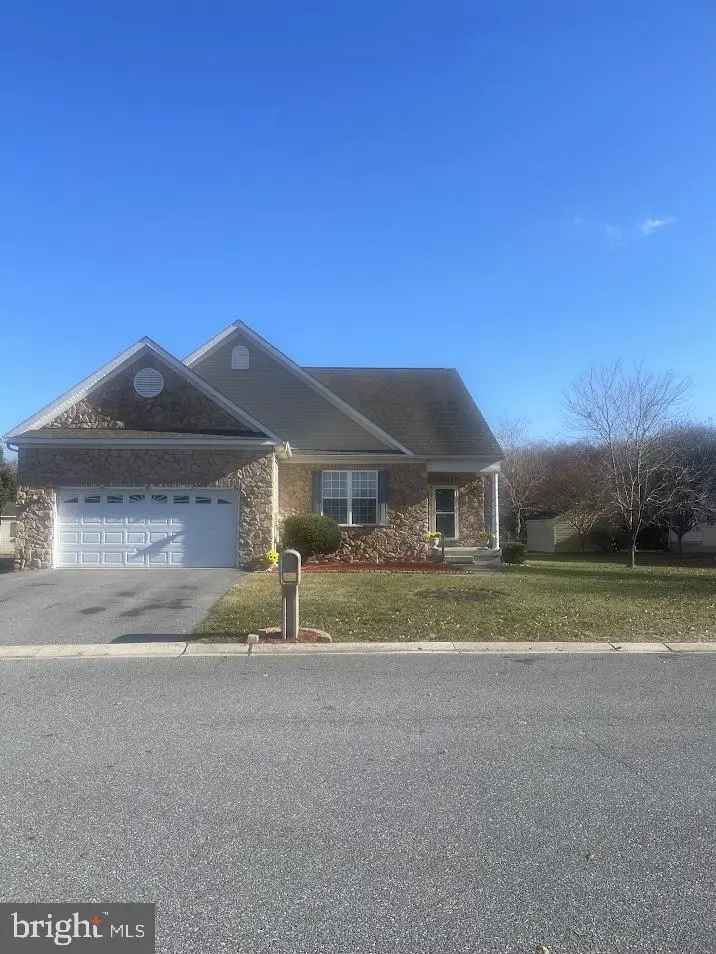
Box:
[189, 329, 392, 451]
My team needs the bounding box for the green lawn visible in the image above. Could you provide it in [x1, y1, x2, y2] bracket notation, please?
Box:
[196, 553, 716, 643]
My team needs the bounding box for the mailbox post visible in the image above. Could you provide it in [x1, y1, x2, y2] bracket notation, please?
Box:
[279, 549, 301, 640]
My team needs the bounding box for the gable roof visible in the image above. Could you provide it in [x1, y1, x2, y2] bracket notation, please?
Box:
[185, 321, 413, 455]
[304, 367, 504, 459]
[5, 337, 281, 442]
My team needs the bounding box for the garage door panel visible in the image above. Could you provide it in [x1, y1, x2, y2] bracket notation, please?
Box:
[56, 489, 237, 568]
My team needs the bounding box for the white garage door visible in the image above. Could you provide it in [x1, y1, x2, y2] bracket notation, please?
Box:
[56, 489, 237, 568]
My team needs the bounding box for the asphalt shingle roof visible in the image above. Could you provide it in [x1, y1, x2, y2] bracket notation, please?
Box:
[304, 367, 503, 459]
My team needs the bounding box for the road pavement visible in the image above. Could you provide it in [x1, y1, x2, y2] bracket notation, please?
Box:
[1, 653, 713, 952]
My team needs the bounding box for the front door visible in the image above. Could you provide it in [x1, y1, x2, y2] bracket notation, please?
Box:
[434, 488, 457, 540]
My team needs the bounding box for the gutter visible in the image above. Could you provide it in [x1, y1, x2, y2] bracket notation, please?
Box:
[9, 436, 279, 449]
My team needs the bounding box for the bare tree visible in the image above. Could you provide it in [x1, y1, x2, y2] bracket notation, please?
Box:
[660, 425, 716, 553]
[565, 365, 689, 567]
[496, 420, 548, 540]
[0, 448, 16, 520]
[542, 443, 608, 551]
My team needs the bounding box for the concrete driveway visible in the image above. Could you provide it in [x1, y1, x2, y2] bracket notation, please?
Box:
[0, 568, 243, 645]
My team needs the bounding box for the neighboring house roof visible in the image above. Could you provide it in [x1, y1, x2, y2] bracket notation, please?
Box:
[0, 505, 16, 518]
[304, 367, 504, 459]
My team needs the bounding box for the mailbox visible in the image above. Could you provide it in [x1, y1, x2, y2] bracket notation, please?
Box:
[279, 549, 301, 640]
[279, 549, 301, 586]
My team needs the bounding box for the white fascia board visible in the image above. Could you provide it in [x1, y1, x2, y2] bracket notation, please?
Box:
[5, 340, 147, 440]
[427, 457, 503, 473]
[5, 337, 282, 443]
[184, 323, 240, 366]
[140, 337, 281, 441]
[185, 320, 414, 456]
[287, 452, 420, 465]
[12, 436, 277, 449]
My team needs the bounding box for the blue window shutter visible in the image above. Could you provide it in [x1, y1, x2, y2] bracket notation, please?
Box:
[312, 472, 322, 514]
[378, 470, 389, 525]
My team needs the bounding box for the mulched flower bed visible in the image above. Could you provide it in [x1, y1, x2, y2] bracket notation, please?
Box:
[303, 561, 460, 573]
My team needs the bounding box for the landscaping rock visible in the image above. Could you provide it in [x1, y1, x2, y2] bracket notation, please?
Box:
[257, 626, 332, 643]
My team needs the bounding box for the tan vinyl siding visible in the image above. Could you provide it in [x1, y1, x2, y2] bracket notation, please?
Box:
[528, 516, 600, 553]
[670, 522, 716, 551]
[527, 518, 558, 553]
[190, 330, 389, 451]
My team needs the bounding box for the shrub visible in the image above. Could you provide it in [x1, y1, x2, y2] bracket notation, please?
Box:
[589, 528, 628, 553]
[281, 514, 342, 561]
[501, 542, 527, 564]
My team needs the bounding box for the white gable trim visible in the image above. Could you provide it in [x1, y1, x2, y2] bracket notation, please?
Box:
[5, 337, 282, 442]
[185, 321, 414, 456]
[12, 435, 276, 448]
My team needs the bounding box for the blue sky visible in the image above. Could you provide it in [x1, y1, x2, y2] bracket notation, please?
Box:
[1, 2, 713, 448]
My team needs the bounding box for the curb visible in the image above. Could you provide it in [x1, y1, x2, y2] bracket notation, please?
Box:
[0, 640, 714, 660]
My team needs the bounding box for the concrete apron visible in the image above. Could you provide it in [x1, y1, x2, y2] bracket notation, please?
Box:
[0, 640, 714, 660]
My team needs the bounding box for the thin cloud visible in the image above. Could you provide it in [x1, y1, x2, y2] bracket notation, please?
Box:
[639, 216, 676, 236]
[572, 214, 676, 242]
[602, 223, 623, 241]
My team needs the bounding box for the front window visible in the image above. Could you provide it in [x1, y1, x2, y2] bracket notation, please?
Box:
[322, 470, 378, 526]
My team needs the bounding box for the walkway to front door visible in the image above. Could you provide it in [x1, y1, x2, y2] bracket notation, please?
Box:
[433, 487, 457, 540]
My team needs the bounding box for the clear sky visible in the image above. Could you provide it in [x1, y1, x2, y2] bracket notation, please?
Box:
[1, 2, 713, 449]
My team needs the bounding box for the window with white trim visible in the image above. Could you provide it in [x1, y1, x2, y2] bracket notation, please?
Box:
[322, 470, 378, 526]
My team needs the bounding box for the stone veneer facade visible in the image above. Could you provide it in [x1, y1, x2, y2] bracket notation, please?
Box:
[49, 354, 246, 432]
[427, 473, 487, 546]
[15, 448, 274, 569]
[279, 461, 436, 563]
[15, 449, 488, 570]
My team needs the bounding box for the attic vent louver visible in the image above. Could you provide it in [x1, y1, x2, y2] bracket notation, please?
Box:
[231, 345, 250, 370]
[133, 367, 164, 398]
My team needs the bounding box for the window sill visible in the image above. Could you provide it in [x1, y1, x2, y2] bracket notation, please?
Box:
[338, 523, 388, 529]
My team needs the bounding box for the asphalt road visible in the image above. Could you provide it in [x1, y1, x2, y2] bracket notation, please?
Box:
[0, 568, 241, 644]
[1, 653, 713, 953]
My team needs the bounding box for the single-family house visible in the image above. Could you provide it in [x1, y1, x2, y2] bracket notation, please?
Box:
[4, 321, 503, 569]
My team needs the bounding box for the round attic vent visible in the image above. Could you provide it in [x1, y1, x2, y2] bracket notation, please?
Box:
[133, 367, 164, 398]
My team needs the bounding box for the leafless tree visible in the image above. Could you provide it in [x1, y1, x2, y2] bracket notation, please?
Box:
[0, 448, 16, 519]
[660, 424, 716, 552]
[565, 365, 689, 567]
[496, 419, 548, 539]
[542, 443, 608, 550]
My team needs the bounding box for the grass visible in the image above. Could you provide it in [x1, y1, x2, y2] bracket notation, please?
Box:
[195, 552, 716, 643]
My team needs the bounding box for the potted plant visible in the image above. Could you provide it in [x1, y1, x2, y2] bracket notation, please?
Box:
[425, 531, 443, 561]
[263, 548, 280, 571]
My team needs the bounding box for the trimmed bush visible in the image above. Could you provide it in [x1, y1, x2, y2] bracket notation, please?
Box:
[501, 542, 527, 565]
[281, 514, 342, 561]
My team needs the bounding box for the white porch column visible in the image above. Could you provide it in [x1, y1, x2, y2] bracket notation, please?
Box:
[491, 471, 500, 549]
